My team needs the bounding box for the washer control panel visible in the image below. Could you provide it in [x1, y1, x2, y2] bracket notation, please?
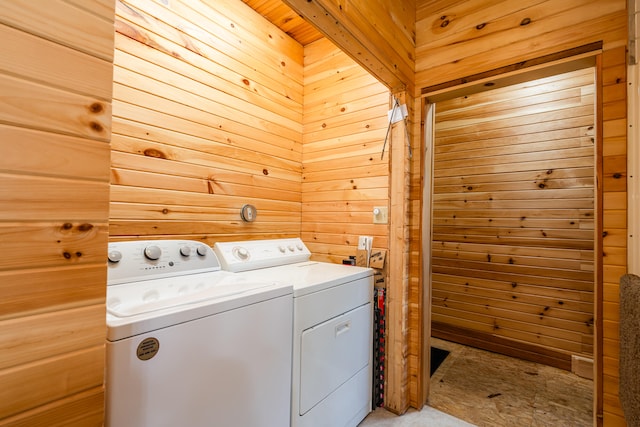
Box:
[107, 240, 220, 285]
[214, 238, 311, 272]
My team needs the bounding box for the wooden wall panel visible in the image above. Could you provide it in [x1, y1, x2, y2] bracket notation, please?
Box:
[303, 38, 418, 414]
[416, 0, 627, 423]
[431, 67, 596, 362]
[0, 0, 114, 424]
[416, 0, 625, 89]
[302, 38, 390, 263]
[111, 0, 304, 244]
[601, 45, 628, 427]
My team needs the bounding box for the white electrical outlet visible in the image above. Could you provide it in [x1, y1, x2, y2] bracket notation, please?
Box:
[358, 236, 373, 250]
[358, 236, 366, 249]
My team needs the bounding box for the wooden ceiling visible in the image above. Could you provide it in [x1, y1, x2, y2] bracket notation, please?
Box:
[241, 0, 324, 45]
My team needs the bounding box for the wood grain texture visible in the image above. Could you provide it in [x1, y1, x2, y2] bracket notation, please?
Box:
[0, 74, 110, 142]
[0, 0, 115, 61]
[0, 1, 113, 423]
[112, 0, 304, 242]
[416, 0, 625, 90]
[0, 265, 106, 321]
[0, 346, 105, 420]
[302, 38, 390, 263]
[0, 126, 110, 180]
[431, 67, 595, 361]
[600, 45, 627, 427]
[0, 387, 104, 427]
[416, 7, 627, 419]
[1, 1, 625, 422]
[241, 0, 323, 45]
[0, 305, 106, 370]
[0, 24, 113, 100]
[386, 91, 413, 414]
[284, 0, 415, 92]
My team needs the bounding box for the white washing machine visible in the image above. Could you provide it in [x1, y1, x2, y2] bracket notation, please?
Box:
[214, 238, 374, 427]
[105, 239, 293, 427]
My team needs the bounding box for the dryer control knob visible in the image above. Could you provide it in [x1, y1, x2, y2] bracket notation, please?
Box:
[235, 247, 249, 260]
[108, 250, 122, 263]
[287, 245, 294, 252]
[278, 245, 286, 253]
[180, 246, 192, 257]
[196, 245, 208, 256]
[144, 245, 162, 261]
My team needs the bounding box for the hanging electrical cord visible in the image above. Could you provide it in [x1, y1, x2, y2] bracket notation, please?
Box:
[402, 101, 413, 160]
[380, 96, 412, 160]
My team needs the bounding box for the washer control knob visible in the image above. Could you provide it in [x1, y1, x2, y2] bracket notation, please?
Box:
[108, 250, 122, 263]
[287, 245, 294, 252]
[144, 245, 162, 261]
[180, 246, 192, 257]
[296, 243, 304, 251]
[278, 245, 286, 253]
[196, 245, 208, 256]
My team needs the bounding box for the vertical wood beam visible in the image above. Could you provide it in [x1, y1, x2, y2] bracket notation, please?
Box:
[385, 91, 410, 414]
[594, 52, 604, 427]
[419, 99, 434, 407]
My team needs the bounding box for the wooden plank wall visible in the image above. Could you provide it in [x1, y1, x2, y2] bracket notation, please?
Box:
[303, 38, 412, 411]
[111, 0, 304, 244]
[0, 0, 114, 425]
[301, 38, 390, 263]
[431, 68, 595, 367]
[415, 1, 627, 424]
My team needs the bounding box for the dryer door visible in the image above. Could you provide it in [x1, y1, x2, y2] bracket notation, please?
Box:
[299, 302, 371, 415]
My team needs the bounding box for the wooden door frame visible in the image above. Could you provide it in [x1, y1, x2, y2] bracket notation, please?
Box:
[419, 99, 435, 405]
[419, 51, 603, 424]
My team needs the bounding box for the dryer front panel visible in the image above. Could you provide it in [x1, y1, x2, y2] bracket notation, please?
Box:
[299, 302, 371, 415]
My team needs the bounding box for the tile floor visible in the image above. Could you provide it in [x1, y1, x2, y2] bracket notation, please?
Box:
[360, 405, 474, 427]
[360, 338, 593, 427]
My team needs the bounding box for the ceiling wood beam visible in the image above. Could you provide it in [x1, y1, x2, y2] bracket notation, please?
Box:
[282, 0, 414, 93]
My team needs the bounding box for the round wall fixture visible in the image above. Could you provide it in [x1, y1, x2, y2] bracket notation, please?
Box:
[240, 204, 257, 222]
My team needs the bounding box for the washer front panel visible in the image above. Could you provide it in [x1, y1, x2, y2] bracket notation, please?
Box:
[107, 239, 220, 285]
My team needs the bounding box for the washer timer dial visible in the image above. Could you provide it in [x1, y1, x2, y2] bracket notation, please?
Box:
[144, 245, 162, 261]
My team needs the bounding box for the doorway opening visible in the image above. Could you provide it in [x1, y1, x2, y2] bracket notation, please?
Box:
[421, 55, 601, 426]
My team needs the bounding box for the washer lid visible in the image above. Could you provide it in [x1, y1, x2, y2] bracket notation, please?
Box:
[106, 275, 292, 341]
[107, 271, 271, 317]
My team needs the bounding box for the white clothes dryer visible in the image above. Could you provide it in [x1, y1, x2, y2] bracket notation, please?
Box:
[105, 239, 293, 427]
[214, 238, 374, 427]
